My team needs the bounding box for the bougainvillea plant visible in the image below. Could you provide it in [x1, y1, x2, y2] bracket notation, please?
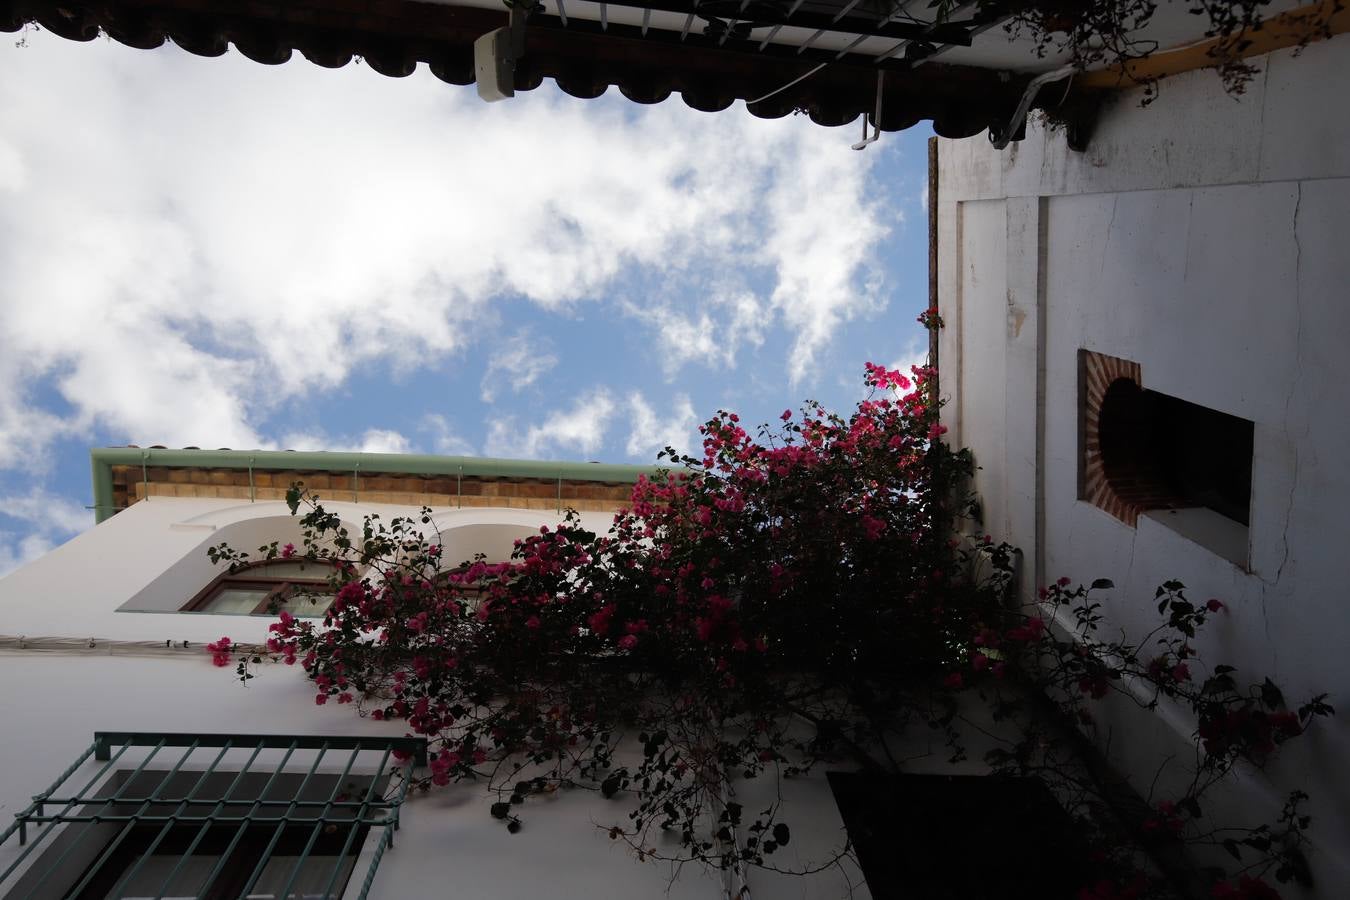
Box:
[210, 361, 1331, 898]
[965, 575, 1332, 899]
[934, 0, 1345, 101]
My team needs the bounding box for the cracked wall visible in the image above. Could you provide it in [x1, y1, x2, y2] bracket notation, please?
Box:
[936, 33, 1350, 897]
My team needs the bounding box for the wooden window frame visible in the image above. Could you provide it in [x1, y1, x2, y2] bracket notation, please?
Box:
[435, 565, 498, 612]
[183, 560, 339, 616]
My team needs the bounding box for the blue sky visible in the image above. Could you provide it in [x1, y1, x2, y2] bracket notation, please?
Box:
[0, 28, 933, 574]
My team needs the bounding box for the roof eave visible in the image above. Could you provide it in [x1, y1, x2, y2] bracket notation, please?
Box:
[89, 447, 659, 524]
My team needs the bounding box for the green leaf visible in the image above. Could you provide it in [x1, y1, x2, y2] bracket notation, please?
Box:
[1090, 578, 1114, 590]
[1222, 839, 1241, 860]
[490, 802, 510, 819]
[772, 823, 790, 846]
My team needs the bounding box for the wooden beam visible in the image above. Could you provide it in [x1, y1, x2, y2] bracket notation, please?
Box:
[1078, 0, 1349, 90]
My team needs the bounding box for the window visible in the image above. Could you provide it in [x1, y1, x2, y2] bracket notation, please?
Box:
[184, 561, 338, 617]
[1098, 380, 1253, 527]
[0, 733, 425, 900]
[64, 816, 370, 899]
[1080, 350, 1253, 566]
[436, 566, 492, 613]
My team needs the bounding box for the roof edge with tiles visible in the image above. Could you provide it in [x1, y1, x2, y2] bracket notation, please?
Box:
[91, 447, 661, 524]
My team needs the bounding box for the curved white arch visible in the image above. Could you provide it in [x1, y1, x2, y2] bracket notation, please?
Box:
[120, 512, 353, 614]
[428, 508, 616, 565]
[174, 501, 363, 532]
[120, 501, 615, 613]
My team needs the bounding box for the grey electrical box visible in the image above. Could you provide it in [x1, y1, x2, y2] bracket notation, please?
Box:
[474, 27, 514, 102]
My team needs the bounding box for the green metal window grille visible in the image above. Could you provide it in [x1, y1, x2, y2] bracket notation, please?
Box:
[0, 732, 427, 900]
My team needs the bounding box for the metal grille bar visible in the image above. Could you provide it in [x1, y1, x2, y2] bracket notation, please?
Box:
[0, 732, 427, 900]
[756, 0, 806, 51]
[572, 0, 974, 46]
[93, 731, 428, 765]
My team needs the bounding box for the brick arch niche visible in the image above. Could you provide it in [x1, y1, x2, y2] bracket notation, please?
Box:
[1078, 350, 1181, 526]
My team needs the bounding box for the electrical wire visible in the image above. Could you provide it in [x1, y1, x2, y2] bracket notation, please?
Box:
[745, 61, 829, 106]
[0, 634, 264, 658]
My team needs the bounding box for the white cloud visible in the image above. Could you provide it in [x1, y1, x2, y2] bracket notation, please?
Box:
[0, 488, 92, 577]
[889, 333, 930, 382]
[485, 389, 616, 460]
[0, 488, 91, 535]
[622, 289, 769, 377]
[625, 392, 697, 460]
[0, 33, 889, 464]
[353, 429, 414, 454]
[0, 392, 77, 471]
[762, 141, 890, 384]
[418, 414, 476, 457]
[277, 428, 414, 454]
[0, 531, 55, 579]
[622, 303, 721, 373]
[480, 332, 559, 403]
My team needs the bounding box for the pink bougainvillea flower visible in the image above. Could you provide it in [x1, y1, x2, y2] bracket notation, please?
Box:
[281, 543, 295, 558]
[206, 637, 233, 667]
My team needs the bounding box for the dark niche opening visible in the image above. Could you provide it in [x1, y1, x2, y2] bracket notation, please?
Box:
[828, 772, 1096, 900]
[1098, 379, 1253, 526]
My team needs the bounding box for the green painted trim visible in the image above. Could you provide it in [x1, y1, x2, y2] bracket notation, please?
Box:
[89, 448, 661, 525]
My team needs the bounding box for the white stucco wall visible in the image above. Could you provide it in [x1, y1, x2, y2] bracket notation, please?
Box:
[0, 497, 616, 646]
[0, 496, 874, 899]
[937, 35, 1350, 894]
